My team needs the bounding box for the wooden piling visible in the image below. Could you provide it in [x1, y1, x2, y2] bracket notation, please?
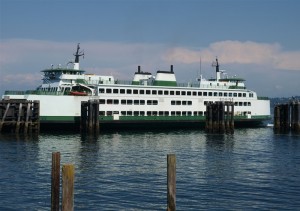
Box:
[51, 152, 61, 211]
[62, 164, 75, 211]
[167, 154, 176, 211]
[0, 100, 40, 133]
[206, 101, 234, 134]
[80, 100, 99, 134]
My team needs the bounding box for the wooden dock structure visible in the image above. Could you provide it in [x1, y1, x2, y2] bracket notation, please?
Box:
[0, 100, 40, 133]
[274, 100, 300, 133]
[80, 100, 99, 134]
[205, 101, 234, 134]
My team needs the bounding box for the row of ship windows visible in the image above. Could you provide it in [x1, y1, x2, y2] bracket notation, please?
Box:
[99, 99, 251, 106]
[101, 110, 251, 116]
[99, 88, 254, 98]
[101, 111, 205, 116]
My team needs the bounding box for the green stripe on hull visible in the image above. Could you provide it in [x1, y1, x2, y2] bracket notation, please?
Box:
[40, 115, 270, 123]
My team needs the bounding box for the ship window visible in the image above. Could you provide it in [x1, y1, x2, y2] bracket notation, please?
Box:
[99, 99, 105, 104]
[171, 101, 175, 105]
[233, 93, 237, 97]
[219, 92, 223, 96]
[159, 111, 164, 116]
[99, 88, 105, 93]
[153, 111, 158, 116]
[165, 111, 169, 116]
[176, 111, 181, 116]
[147, 100, 152, 105]
[243, 93, 246, 97]
[113, 89, 118, 94]
[127, 89, 132, 94]
[188, 111, 192, 116]
[121, 111, 126, 115]
[158, 90, 163, 95]
[234, 102, 238, 106]
[238, 93, 242, 97]
[134, 111, 139, 116]
[187, 91, 191, 96]
[239, 102, 243, 106]
[99, 111, 105, 116]
[171, 111, 176, 116]
[203, 92, 207, 96]
[107, 99, 113, 104]
[181, 91, 186, 95]
[127, 111, 132, 116]
[249, 93, 253, 97]
[248, 102, 251, 106]
[182, 101, 187, 105]
[200, 111, 203, 115]
[192, 91, 197, 96]
[244, 102, 247, 106]
[147, 111, 151, 116]
[127, 100, 133, 105]
[133, 89, 138, 94]
[140, 111, 145, 116]
[140, 100, 145, 105]
[120, 89, 125, 94]
[164, 90, 169, 95]
[176, 91, 180, 95]
[188, 101, 192, 105]
[214, 92, 217, 96]
[107, 111, 112, 116]
[224, 92, 228, 97]
[170, 91, 174, 95]
[153, 100, 158, 105]
[182, 111, 187, 116]
[176, 101, 181, 105]
[229, 93, 232, 97]
[152, 90, 157, 95]
[106, 89, 112, 93]
[146, 90, 151, 94]
[140, 90, 145, 94]
[121, 100, 126, 105]
[198, 92, 202, 96]
[204, 101, 207, 105]
[209, 92, 212, 96]
[113, 100, 119, 104]
[134, 100, 139, 105]
[193, 111, 198, 116]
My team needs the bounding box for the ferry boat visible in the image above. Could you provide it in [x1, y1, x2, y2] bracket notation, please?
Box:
[2, 44, 271, 130]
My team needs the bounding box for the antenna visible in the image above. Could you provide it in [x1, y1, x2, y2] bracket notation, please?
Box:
[74, 43, 84, 63]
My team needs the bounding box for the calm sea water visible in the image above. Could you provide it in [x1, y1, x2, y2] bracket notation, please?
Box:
[0, 128, 299, 210]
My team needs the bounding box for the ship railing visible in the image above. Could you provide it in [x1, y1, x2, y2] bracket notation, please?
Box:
[257, 96, 269, 100]
[4, 90, 66, 96]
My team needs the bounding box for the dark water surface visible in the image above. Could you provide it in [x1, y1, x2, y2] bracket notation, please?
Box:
[0, 128, 300, 210]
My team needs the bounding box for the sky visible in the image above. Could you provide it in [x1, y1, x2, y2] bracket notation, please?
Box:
[0, 0, 299, 97]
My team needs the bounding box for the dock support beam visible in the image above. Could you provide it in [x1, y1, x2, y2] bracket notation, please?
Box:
[206, 101, 234, 134]
[274, 100, 300, 134]
[0, 100, 40, 133]
[81, 100, 99, 134]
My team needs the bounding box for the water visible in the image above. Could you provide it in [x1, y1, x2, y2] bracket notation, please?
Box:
[0, 128, 299, 210]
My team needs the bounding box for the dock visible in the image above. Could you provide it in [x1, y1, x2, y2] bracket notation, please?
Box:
[0, 100, 40, 133]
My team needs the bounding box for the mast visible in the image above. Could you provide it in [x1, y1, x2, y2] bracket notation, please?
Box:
[212, 57, 221, 81]
[73, 43, 84, 70]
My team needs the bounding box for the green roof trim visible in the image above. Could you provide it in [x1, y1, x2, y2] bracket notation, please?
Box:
[153, 80, 177, 86]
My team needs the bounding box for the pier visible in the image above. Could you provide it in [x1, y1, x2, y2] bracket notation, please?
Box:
[274, 100, 300, 133]
[0, 100, 40, 133]
[80, 100, 99, 134]
[205, 101, 234, 134]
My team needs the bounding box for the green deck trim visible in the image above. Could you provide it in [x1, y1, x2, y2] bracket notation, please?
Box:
[153, 80, 177, 86]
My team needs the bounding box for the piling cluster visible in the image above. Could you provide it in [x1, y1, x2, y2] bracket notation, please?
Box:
[274, 101, 300, 133]
[205, 101, 234, 134]
[0, 100, 40, 133]
[80, 100, 99, 134]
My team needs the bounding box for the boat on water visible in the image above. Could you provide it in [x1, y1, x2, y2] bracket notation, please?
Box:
[2, 44, 271, 130]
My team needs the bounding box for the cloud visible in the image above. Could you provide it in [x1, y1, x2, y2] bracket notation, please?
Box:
[163, 40, 300, 71]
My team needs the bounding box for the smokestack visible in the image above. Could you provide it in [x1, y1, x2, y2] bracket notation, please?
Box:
[170, 65, 173, 73]
[138, 65, 141, 73]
